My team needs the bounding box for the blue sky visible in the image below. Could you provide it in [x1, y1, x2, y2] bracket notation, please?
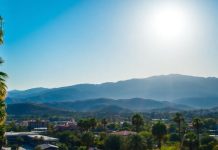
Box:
[0, 0, 218, 90]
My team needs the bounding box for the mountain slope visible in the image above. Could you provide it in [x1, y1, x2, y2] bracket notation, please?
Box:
[175, 97, 218, 108]
[6, 74, 218, 109]
[46, 98, 191, 112]
[6, 98, 191, 116]
[7, 103, 71, 116]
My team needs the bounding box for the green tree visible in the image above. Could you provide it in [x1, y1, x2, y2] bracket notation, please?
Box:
[78, 119, 91, 131]
[192, 118, 203, 149]
[95, 132, 106, 149]
[101, 118, 107, 130]
[132, 114, 144, 132]
[81, 132, 94, 149]
[152, 121, 167, 149]
[169, 133, 180, 142]
[104, 135, 123, 150]
[57, 143, 68, 150]
[183, 132, 198, 150]
[203, 118, 216, 130]
[56, 131, 80, 149]
[139, 131, 153, 150]
[200, 135, 217, 150]
[127, 134, 146, 150]
[89, 118, 97, 130]
[78, 118, 97, 131]
[168, 124, 177, 133]
[107, 123, 120, 131]
[213, 145, 218, 150]
[0, 16, 7, 149]
[173, 113, 184, 144]
[0, 125, 5, 148]
[34, 146, 42, 150]
[122, 121, 132, 130]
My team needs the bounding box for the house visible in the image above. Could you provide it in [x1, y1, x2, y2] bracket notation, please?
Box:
[55, 119, 77, 131]
[2, 147, 26, 150]
[2, 147, 11, 150]
[32, 127, 48, 133]
[6, 131, 38, 144]
[5, 131, 58, 148]
[28, 120, 49, 129]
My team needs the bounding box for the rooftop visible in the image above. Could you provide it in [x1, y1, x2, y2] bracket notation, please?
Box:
[111, 130, 137, 136]
[5, 131, 38, 136]
[28, 135, 58, 142]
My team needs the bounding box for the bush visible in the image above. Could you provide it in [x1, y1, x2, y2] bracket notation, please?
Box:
[169, 133, 180, 142]
[104, 135, 123, 150]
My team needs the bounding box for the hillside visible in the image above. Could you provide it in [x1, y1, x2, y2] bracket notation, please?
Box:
[6, 98, 191, 116]
[6, 103, 71, 116]
[175, 97, 218, 108]
[6, 74, 218, 108]
[46, 98, 191, 112]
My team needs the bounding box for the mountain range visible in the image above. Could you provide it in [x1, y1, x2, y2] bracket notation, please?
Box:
[6, 74, 218, 111]
[6, 98, 191, 116]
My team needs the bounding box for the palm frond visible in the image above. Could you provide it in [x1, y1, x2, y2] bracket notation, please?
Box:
[0, 72, 7, 78]
[0, 78, 5, 82]
[0, 109, 6, 120]
[0, 80, 7, 100]
[0, 101, 5, 108]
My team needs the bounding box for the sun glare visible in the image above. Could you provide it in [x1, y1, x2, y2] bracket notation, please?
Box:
[146, 3, 192, 44]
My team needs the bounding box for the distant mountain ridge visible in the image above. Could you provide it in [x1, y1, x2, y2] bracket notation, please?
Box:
[9, 87, 48, 98]
[45, 98, 191, 112]
[6, 74, 218, 108]
[6, 98, 191, 116]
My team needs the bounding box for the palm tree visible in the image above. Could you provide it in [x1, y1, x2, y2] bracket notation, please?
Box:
[192, 118, 203, 149]
[0, 16, 7, 149]
[127, 134, 146, 150]
[0, 16, 7, 122]
[173, 113, 184, 143]
[152, 121, 167, 149]
[132, 114, 144, 132]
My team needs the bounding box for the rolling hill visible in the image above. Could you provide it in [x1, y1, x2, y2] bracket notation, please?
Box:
[6, 74, 218, 108]
[45, 98, 191, 112]
[6, 103, 71, 116]
[6, 98, 191, 116]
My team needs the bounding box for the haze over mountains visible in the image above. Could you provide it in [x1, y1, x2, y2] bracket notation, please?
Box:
[7, 98, 191, 116]
[6, 74, 218, 112]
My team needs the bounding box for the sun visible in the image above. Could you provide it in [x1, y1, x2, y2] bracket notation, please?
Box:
[146, 3, 191, 43]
